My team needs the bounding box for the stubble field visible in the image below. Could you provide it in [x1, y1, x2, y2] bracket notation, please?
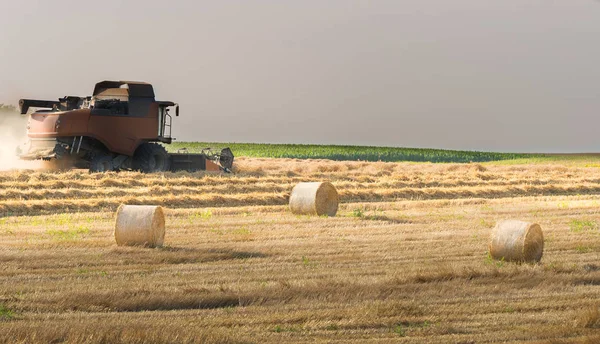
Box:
[0, 157, 600, 343]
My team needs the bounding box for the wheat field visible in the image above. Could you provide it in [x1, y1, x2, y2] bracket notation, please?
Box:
[0, 157, 599, 343]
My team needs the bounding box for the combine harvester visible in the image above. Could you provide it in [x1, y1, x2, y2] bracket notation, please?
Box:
[16, 80, 233, 173]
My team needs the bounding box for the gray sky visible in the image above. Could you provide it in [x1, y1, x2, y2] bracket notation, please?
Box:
[1, 0, 599, 153]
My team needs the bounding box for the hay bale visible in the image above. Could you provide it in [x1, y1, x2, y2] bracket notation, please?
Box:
[489, 220, 544, 263]
[289, 182, 339, 216]
[114, 205, 165, 247]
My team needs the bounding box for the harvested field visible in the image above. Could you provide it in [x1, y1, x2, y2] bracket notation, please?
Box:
[1, 157, 600, 343]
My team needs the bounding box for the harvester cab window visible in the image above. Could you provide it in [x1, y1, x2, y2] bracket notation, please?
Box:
[90, 86, 130, 116]
[158, 106, 165, 136]
[158, 106, 172, 138]
[94, 98, 129, 115]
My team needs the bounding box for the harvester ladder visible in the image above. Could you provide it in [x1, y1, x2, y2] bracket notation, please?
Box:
[70, 136, 83, 155]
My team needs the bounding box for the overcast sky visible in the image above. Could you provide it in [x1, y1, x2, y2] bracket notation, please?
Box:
[1, 0, 599, 152]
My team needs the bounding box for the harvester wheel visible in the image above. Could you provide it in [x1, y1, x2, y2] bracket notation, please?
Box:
[89, 155, 114, 173]
[133, 143, 171, 173]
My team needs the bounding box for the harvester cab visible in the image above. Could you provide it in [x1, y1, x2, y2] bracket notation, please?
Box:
[17, 80, 233, 173]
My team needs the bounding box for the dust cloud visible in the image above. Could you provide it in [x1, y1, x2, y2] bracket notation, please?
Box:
[0, 105, 44, 171]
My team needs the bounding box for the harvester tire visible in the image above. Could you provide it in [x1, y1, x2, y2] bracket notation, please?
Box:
[89, 155, 114, 173]
[133, 143, 171, 173]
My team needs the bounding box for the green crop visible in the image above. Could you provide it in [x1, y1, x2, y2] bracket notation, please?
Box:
[167, 142, 541, 163]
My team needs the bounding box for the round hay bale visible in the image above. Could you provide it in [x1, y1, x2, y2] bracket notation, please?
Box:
[289, 182, 339, 216]
[489, 220, 543, 263]
[114, 205, 165, 247]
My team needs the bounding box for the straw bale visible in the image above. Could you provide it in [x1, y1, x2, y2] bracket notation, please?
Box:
[489, 220, 543, 263]
[114, 205, 165, 247]
[289, 182, 339, 216]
